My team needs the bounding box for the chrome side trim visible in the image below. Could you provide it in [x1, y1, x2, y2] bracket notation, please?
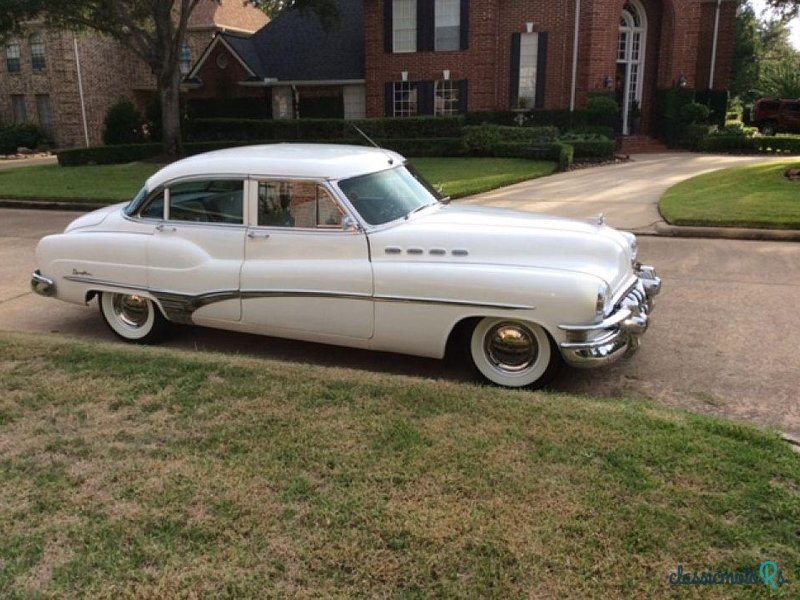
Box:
[63, 274, 535, 323]
[31, 270, 56, 297]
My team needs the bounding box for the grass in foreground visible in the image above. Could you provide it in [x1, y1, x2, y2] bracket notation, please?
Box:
[0, 157, 554, 203]
[660, 161, 800, 229]
[0, 333, 798, 597]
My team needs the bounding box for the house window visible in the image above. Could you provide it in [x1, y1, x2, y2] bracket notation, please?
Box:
[343, 85, 366, 120]
[180, 44, 192, 75]
[435, 80, 459, 116]
[11, 94, 26, 122]
[435, 0, 460, 51]
[392, 0, 416, 53]
[6, 40, 20, 73]
[36, 94, 53, 138]
[518, 33, 539, 107]
[393, 82, 418, 117]
[30, 33, 46, 70]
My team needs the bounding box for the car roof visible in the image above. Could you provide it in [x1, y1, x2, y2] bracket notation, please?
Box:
[146, 143, 405, 190]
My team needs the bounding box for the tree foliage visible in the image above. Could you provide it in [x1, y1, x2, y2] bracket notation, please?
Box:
[731, 2, 800, 101]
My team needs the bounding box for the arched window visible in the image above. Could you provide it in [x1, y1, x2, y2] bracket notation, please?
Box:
[5, 39, 21, 73]
[617, 1, 647, 135]
[30, 33, 46, 70]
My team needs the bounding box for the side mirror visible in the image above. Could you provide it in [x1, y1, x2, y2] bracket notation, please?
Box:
[342, 216, 361, 232]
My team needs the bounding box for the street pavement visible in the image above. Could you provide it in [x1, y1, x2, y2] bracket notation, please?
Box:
[2, 207, 799, 437]
[0, 155, 57, 170]
[464, 152, 789, 232]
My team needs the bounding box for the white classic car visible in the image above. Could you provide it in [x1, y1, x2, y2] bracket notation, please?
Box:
[32, 144, 660, 388]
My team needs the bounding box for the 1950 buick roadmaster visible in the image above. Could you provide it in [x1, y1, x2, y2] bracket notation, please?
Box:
[32, 144, 661, 388]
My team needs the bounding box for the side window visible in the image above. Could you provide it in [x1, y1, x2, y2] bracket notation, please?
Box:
[140, 190, 165, 219]
[257, 181, 343, 228]
[169, 179, 243, 224]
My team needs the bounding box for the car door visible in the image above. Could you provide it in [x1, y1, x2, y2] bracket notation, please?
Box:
[141, 178, 247, 323]
[239, 178, 374, 340]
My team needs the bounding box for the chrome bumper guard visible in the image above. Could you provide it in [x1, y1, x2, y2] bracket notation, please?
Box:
[31, 270, 56, 297]
[558, 264, 661, 368]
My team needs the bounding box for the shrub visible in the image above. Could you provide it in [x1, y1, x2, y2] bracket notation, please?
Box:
[491, 139, 573, 171]
[654, 88, 695, 146]
[586, 96, 619, 127]
[377, 137, 467, 157]
[185, 117, 465, 143]
[102, 98, 145, 145]
[679, 102, 710, 125]
[462, 125, 558, 156]
[57, 143, 162, 166]
[558, 134, 615, 159]
[697, 133, 800, 154]
[564, 125, 615, 139]
[0, 123, 50, 154]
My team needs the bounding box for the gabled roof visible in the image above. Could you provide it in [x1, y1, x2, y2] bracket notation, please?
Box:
[189, 0, 364, 84]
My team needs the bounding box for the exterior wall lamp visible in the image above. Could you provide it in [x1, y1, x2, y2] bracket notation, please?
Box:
[678, 74, 688, 88]
[604, 75, 613, 89]
[443, 69, 450, 81]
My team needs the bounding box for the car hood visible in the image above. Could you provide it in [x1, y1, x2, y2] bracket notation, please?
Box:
[367, 203, 635, 291]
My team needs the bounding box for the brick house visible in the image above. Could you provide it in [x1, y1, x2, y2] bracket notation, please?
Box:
[188, 0, 734, 136]
[367, 0, 736, 134]
[0, 0, 268, 148]
[185, 0, 365, 120]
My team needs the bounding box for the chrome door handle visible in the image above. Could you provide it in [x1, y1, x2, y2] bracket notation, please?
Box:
[155, 224, 177, 232]
[247, 231, 271, 240]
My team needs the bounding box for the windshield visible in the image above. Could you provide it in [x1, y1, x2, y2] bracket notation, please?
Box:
[337, 164, 443, 226]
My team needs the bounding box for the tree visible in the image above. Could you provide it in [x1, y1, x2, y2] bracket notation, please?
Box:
[0, 0, 337, 157]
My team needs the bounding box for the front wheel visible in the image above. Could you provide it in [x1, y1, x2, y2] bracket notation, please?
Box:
[99, 292, 168, 344]
[469, 318, 560, 389]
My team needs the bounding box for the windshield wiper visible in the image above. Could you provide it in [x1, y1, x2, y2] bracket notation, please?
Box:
[406, 202, 437, 219]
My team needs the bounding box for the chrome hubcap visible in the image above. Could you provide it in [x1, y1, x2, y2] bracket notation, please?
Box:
[111, 294, 149, 328]
[484, 322, 538, 373]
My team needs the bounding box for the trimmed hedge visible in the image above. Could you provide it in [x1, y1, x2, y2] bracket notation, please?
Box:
[492, 140, 573, 171]
[463, 125, 559, 156]
[698, 134, 800, 154]
[57, 137, 468, 167]
[186, 117, 465, 142]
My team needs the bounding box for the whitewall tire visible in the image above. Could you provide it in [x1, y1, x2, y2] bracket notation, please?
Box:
[469, 318, 560, 389]
[99, 292, 167, 344]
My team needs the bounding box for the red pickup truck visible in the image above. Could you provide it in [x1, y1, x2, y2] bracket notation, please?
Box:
[752, 98, 800, 136]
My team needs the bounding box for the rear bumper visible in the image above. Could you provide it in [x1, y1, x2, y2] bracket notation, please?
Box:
[558, 264, 661, 368]
[31, 270, 56, 297]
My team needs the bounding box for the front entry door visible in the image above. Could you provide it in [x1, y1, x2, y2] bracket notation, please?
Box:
[617, 1, 647, 135]
[239, 179, 374, 340]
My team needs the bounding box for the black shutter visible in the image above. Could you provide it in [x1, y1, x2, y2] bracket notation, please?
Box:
[384, 0, 393, 53]
[458, 79, 468, 113]
[417, 81, 435, 116]
[535, 32, 548, 109]
[509, 33, 521, 106]
[418, 0, 435, 51]
[460, 0, 470, 50]
[385, 82, 395, 116]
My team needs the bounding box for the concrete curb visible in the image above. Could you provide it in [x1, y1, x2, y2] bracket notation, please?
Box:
[2, 199, 799, 242]
[0, 199, 110, 212]
[655, 222, 800, 242]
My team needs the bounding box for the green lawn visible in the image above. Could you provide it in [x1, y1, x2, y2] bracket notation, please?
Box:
[409, 157, 556, 199]
[660, 161, 800, 229]
[0, 162, 159, 202]
[0, 157, 553, 204]
[1, 332, 797, 597]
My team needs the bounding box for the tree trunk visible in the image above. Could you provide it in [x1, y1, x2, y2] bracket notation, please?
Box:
[160, 67, 183, 157]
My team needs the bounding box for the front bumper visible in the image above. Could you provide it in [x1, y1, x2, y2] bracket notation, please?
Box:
[31, 270, 56, 297]
[558, 264, 661, 368]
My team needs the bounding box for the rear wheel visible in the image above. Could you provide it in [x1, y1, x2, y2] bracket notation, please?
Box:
[469, 318, 560, 389]
[99, 292, 168, 344]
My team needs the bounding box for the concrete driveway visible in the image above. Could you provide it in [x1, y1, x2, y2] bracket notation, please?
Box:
[463, 152, 788, 232]
[2, 207, 799, 438]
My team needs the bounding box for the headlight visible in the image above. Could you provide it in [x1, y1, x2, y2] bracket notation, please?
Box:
[596, 282, 611, 318]
[621, 231, 638, 265]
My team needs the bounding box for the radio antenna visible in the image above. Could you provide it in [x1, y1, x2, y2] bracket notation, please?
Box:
[349, 123, 394, 165]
